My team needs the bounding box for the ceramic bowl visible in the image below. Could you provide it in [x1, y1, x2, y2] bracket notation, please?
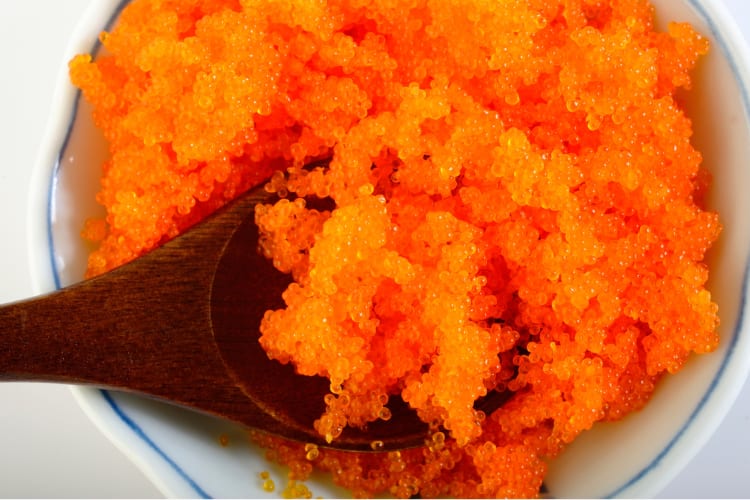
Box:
[26, 0, 750, 497]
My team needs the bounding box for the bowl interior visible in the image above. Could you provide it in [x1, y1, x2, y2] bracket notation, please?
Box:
[32, 0, 750, 497]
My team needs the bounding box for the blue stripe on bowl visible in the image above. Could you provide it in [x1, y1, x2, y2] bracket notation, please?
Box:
[101, 391, 212, 498]
[45, 0, 750, 498]
[47, 0, 132, 291]
[47, 0, 211, 497]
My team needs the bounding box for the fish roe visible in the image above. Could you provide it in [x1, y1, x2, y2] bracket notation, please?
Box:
[218, 433, 230, 447]
[71, 0, 720, 497]
[260, 471, 276, 492]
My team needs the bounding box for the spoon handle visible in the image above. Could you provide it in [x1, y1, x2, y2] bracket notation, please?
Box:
[0, 256, 212, 388]
[0, 189, 280, 429]
[0, 246, 247, 416]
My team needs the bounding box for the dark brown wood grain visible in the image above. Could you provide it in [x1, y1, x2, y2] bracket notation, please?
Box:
[0, 186, 429, 451]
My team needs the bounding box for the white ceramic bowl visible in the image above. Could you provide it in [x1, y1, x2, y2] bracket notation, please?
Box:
[26, 0, 750, 497]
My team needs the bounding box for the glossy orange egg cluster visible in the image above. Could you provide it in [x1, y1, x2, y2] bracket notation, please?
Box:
[71, 0, 720, 497]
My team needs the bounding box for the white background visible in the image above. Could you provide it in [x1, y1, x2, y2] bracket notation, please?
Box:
[0, 1, 749, 497]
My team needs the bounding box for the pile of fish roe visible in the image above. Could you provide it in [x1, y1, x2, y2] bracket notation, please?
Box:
[70, 0, 721, 497]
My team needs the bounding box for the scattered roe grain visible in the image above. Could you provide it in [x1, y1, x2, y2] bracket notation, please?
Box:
[71, 0, 720, 497]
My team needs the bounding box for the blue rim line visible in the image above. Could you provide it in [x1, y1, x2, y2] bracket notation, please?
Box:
[101, 391, 212, 498]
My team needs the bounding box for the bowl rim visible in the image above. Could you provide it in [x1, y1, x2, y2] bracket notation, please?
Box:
[25, 0, 750, 498]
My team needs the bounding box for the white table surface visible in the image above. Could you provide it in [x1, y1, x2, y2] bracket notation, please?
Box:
[1, 1, 749, 498]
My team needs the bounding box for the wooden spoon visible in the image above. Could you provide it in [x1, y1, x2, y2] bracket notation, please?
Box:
[0, 184, 508, 452]
[0, 185, 420, 451]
